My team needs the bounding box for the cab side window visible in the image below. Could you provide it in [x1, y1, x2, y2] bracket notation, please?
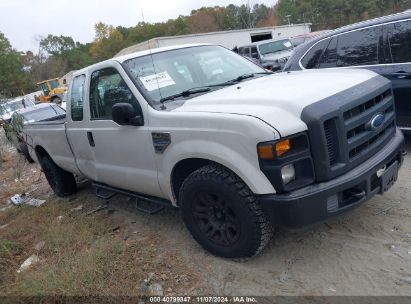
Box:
[71, 75, 86, 121]
[386, 20, 411, 64]
[89, 68, 140, 120]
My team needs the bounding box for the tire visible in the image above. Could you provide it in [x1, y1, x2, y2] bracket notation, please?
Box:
[179, 165, 273, 258]
[19, 143, 34, 163]
[40, 155, 77, 197]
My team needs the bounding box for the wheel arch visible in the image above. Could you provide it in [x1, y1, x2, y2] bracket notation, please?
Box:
[171, 158, 219, 204]
[170, 155, 275, 205]
[35, 145, 50, 160]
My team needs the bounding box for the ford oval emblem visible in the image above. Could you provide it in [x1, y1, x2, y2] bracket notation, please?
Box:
[367, 113, 385, 131]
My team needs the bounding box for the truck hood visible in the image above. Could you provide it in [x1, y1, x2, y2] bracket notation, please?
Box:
[172, 69, 380, 137]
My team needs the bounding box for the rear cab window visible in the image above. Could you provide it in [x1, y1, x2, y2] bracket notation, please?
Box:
[71, 75, 86, 121]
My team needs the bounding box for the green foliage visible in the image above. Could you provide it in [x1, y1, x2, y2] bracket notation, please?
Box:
[275, 0, 411, 29]
[40, 34, 75, 56]
[0, 32, 34, 98]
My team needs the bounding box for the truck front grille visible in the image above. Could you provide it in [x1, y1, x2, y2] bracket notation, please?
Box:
[343, 89, 395, 161]
[301, 77, 396, 182]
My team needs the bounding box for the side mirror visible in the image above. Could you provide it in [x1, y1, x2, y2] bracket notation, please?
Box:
[112, 103, 144, 126]
[251, 52, 260, 59]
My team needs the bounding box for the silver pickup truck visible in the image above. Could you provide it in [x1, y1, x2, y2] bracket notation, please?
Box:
[22, 44, 405, 258]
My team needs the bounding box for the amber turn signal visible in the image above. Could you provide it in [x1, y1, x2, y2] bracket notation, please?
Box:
[275, 139, 291, 157]
[257, 145, 275, 160]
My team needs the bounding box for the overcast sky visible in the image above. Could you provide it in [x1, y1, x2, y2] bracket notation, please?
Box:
[0, 0, 277, 52]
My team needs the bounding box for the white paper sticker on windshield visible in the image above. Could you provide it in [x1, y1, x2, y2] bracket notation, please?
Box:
[283, 41, 292, 48]
[139, 72, 176, 91]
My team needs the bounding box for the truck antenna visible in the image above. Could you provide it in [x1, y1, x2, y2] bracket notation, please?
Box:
[142, 10, 165, 109]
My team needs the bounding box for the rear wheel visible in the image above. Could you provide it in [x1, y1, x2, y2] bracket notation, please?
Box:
[19, 143, 34, 163]
[179, 165, 273, 258]
[40, 155, 77, 197]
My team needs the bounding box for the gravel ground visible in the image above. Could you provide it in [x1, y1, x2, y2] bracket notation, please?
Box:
[1, 132, 411, 296]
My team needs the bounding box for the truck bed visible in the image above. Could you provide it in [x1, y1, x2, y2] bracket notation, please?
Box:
[23, 121, 81, 175]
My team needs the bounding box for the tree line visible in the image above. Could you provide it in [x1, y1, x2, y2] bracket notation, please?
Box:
[0, 0, 410, 98]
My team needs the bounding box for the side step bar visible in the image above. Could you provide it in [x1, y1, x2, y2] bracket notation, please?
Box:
[92, 182, 177, 215]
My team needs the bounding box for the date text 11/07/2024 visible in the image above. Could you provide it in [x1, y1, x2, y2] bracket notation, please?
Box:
[149, 296, 258, 303]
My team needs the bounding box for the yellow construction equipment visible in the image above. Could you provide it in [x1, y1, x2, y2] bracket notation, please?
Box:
[35, 78, 67, 103]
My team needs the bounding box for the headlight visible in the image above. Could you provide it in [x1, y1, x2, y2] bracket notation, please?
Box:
[257, 133, 315, 192]
[281, 164, 295, 185]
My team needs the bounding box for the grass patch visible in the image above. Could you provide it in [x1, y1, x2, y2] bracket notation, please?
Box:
[0, 201, 195, 296]
[0, 147, 200, 297]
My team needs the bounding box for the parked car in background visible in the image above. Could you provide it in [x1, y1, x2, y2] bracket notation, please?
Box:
[10, 103, 66, 162]
[238, 38, 294, 71]
[284, 10, 411, 130]
[1, 97, 35, 141]
[290, 30, 330, 47]
[0, 97, 35, 125]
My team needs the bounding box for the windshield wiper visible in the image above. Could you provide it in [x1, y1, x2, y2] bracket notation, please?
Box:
[159, 72, 272, 103]
[160, 87, 211, 103]
[223, 72, 273, 85]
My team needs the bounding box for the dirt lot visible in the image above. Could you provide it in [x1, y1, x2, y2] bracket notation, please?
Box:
[1, 132, 411, 297]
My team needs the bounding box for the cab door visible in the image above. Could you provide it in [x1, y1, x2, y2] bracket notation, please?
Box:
[86, 62, 161, 197]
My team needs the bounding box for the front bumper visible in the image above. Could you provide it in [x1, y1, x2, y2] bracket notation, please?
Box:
[258, 128, 405, 228]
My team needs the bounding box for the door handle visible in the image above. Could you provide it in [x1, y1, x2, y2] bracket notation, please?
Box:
[391, 71, 410, 79]
[87, 131, 95, 147]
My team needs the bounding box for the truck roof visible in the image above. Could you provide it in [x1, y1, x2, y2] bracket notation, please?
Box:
[73, 43, 212, 77]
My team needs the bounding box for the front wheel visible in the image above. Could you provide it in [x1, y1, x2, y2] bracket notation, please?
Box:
[179, 165, 273, 258]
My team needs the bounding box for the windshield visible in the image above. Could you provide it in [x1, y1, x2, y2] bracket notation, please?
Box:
[0, 99, 35, 114]
[122, 45, 265, 104]
[49, 80, 60, 89]
[20, 105, 65, 123]
[258, 39, 293, 55]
